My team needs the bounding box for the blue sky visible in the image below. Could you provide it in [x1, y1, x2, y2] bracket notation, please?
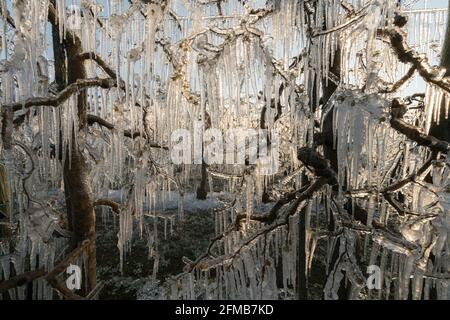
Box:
[420, 0, 448, 8]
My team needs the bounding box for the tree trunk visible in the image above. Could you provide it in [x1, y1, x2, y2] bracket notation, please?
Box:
[65, 39, 97, 295]
[50, 6, 97, 294]
[197, 161, 208, 200]
[197, 112, 211, 200]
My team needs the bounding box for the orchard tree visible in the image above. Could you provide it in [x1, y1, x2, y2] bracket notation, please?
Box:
[0, 0, 449, 300]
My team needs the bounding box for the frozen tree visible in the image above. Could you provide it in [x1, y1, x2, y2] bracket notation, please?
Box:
[0, 0, 449, 300]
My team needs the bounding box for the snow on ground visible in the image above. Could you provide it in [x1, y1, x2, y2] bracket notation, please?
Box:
[105, 190, 275, 213]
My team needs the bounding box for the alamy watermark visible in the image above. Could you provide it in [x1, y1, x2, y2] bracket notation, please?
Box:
[66, 264, 81, 291]
[170, 121, 279, 175]
[366, 265, 382, 290]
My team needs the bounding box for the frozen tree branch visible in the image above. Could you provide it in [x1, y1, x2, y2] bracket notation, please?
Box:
[297, 147, 338, 185]
[1, 240, 91, 298]
[313, 1, 372, 37]
[93, 199, 121, 214]
[0, 0, 16, 28]
[382, 26, 450, 94]
[380, 66, 416, 93]
[382, 151, 436, 193]
[384, 193, 421, 217]
[236, 178, 327, 225]
[45, 240, 92, 300]
[77, 53, 121, 83]
[233, 148, 336, 226]
[390, 99, 450, 153]
[3, 78, 117, 112]
[340, 1, 356, 15]
[0, 269, 47, 293]
[87, 114, 168, 148]
[207, 169, 242, 179]
[182, 179, 326, 274]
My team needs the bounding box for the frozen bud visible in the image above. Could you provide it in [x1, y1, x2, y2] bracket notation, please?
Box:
[109, 14, 127, 35]
[127, 46, 143, 62]
[193, 33, 208, 52]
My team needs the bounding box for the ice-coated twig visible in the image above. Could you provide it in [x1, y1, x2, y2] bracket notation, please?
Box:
[380, 66, 416, 93]
[313, 1, 373, 37]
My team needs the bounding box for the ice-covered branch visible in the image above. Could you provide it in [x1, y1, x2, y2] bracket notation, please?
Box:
[3, 78, 117, 112]
[0, 269, 47, 293]
[313, 1, 372, 37]
[207, 169, 242, 179]
[87, 114, 143, 139]
[236, 178, 327, 225]
[93, 199, 121, 215]
[382, 26, 450, 94]
[0, 0, 16, 28]
[340, 0, 356, 15]
[87, 114, 168, 148]
[157, 38, 201, 105]
[380, 66, 416, 93]
[183, 179, 325, 275]
[384, 193, 421, 217]
[390, 99, 450, 153]
[78, 53, 121, 83]
[0, 240, 91, 298]
[297, 147, 338, 185]
[382, 151, 436, 193]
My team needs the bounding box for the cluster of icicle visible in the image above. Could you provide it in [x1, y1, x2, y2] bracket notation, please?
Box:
[0, 0, 183, 296]
[167, 0, 449, 300]
[330, 89, 391, 192]
[319, 1, 449, 300]
[169, 171, 307, 300]
[0, 0, 74, 300]
[0, 0, 449, 300]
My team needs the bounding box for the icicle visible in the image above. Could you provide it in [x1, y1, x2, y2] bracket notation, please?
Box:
[245, 174, 254, 228]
